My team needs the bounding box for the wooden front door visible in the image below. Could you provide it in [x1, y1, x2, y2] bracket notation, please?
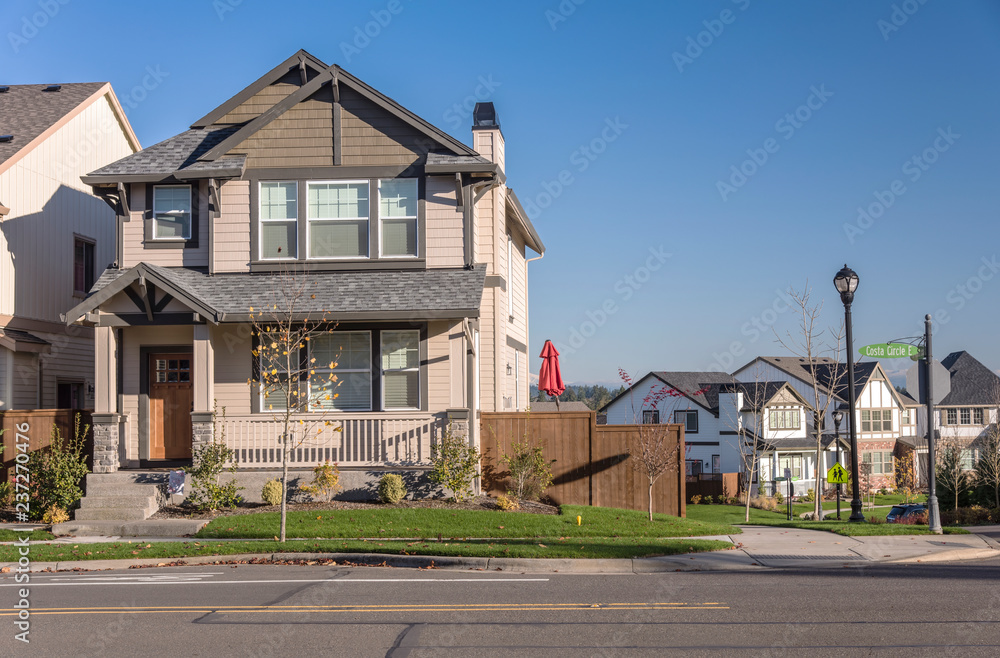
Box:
[149, 354, 193, 460]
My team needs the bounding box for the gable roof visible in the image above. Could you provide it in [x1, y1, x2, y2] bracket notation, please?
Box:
[742, 356, 881, 404]
[719, 381, 808, 411]
[82, 50, 483, 184]
[64, 263, 487, 325]
[0, 82, 140, 176]
[938, 351, 1000, 406]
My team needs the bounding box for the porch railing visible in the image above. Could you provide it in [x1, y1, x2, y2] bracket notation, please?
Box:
[220, 413, 446, 469]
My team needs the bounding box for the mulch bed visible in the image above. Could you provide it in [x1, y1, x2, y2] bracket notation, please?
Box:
[149, 495, 559, 521]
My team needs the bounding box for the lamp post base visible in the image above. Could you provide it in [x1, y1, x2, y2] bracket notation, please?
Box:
[927, 493, 943, 534]
[849, 499, 865, 522]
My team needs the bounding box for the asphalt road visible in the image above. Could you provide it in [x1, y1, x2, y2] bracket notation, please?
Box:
[4, 559, 1000, 656]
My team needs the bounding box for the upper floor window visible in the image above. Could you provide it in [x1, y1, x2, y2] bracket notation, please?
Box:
[946, 407, 985, 425]
[901, 408, 914, 425]
[642, 409, 660, 424]
[260, 181, 297, 259]
[861, 409, 892, 432]
[152, 185, 192, 240]
[379, 179, 417, 257]
[769, 407, 800, 430]
[308, 181, 369, 259]
[73, 236, 95, 295]
[674, 409, 698, 433]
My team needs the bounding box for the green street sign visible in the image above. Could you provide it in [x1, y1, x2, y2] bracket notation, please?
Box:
[858, 343, 921, 359]
[827, 463, 850, 484]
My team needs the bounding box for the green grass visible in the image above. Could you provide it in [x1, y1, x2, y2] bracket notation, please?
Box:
[0, 528, 55, 541]
[685, 504, 969, 536]
[197, 504, 738, 540]
[0, 537, 733, 562]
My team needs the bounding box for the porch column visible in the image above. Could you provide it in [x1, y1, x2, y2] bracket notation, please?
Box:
[92, 326, 120, 473]
[191, 324, 215, 458]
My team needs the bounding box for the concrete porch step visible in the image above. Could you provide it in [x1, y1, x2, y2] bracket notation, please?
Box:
[84, 483, 163, 498]
[51, 519, 210, 538]
[73, 508, 156, 521]
[78, 495, 158, 510]
[85, 471, 173, 485]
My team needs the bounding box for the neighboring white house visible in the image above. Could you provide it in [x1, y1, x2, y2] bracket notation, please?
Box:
[0, 83, 140, 410]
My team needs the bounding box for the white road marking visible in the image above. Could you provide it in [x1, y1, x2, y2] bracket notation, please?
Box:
[0, 577, 549, 588]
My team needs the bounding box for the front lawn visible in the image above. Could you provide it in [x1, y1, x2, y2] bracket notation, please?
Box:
[0, 536, 733, 562]
[0, 528, 55, 542]
[685, 504, 969, 536]
[197, 504, 738, 540]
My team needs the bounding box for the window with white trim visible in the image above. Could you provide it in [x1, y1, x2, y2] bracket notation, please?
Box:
[310, 332, 372, 411]
[381, 330, 419, 409]
[946, 408, 986, 425]
[258, 331, 295, 412]
[778, 454, 802, 479]
[768, 407, 800, 430]
[862, 451, 894, 475]
[861, 409, 893, 432]
[379, 178, 417, 257]
[308, 180, 369, 259]
[259, 181, 297, 259]
[152, 185, 192, 240]
[901, 408, 914, 425]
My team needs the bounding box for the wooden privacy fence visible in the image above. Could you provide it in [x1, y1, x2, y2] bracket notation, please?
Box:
[0, 409, 94, 482]
[686, 473, 741, 502]
[480, 411, 686, 517]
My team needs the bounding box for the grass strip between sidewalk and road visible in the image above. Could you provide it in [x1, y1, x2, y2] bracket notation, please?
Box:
[0, 529, 55, 542]
[686, 504, 970, 536]
[196, 504, 739, 541]
[0, 537, 733, 563]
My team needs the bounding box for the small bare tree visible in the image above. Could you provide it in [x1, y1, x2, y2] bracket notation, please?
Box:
[974, 382, 1000, 508]
[776, 285, 846, 521]
[937, 432, 974, 512]
[619, 369, 703, 521]
[728, 365, 777, 523]
[250, 269, 342, 542]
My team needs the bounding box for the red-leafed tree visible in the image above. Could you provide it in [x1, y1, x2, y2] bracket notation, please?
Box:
[619, 369, 703, 520]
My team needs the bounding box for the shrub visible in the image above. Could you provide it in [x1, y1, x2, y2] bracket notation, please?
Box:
[41, 505, 69, 525]
[261, 478, 283, 506]
[25, 414, 90, 519]
[689, 495, 702, 505]
[867, 515, 885, 525]
[429, 425, 480, 502]
[0, 479, 12, 508]
[300, 461, 342, 502]
[991, 507, 1000, 524]
[802, 488, 815, 503]
[750, 496, 779, 512]
[185, 406, 243, 512]
[496, 493, 520, 511]
[500, 440, 554, 501]
[775, 491, 784, 505]
[378, 473, 407, 504]
[896, 512, 927, 525]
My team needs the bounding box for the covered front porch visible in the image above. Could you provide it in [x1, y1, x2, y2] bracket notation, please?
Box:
[758, 434, 850, 498]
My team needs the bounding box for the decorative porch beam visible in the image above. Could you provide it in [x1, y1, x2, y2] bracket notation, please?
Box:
[454, 173, 464, 211]
[137, 275, 154, 322]
[208, 178, 221, 219]
[332, 70, 342, 166]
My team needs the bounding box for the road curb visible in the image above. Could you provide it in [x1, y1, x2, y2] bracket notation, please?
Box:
[889, 548, 1000, 564]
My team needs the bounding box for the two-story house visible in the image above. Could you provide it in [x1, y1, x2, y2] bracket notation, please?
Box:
[599, 370, 829, 496]
[0, 83, 139, 411]
[64, 51, 543, 510]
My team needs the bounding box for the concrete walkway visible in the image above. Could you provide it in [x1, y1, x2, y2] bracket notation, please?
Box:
[3, 523, 999, 573]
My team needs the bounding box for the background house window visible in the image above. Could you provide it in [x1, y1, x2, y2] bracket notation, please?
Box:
[946, 409, 957, 425]
[769, 408, 800, 430]
[947, 408, 985, 425]
[961, 448, 978, 471]
[974, 408, 985, 424]
[960, 408, 971, 425]
[778, 454, 802, 479]
[901, 409, 914, 425]
[674, 409, 698, 433]
[861, 409, 892, 432]
[258, 332, 294, 412]
[379, 178, 417, 257]
[308, 180, 369, 258]
[152, 185, 192, 240]
[310, 332, 372, 411]
[381, 330, 419, 409]
[73, 237, 95, 294]
[260, 181, 298, 259]
[862, 451, 894, 475]
[642, 409, 660, 424]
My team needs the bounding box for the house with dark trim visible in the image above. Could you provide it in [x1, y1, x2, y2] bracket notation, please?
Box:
[64, 51, 543, 517]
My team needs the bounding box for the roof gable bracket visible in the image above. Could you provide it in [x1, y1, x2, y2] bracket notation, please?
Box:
[137, 274, 154, 321]
[298, 55, 308, 85]
[454, 173, 464, 211]
[331, 70, 342, 166]
[208, 178, 221, 219]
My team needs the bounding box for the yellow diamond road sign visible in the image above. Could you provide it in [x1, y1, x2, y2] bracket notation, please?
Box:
[827, 463, 850, 484]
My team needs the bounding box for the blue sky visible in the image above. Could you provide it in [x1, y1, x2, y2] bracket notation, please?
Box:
[4, 0, 998, 385]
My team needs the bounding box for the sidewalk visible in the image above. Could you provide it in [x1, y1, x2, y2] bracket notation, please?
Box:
[3, 523, 999, 573]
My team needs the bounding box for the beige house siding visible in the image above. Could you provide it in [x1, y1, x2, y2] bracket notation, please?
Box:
[123, 182, 209, 268]
[36, 330, 95, 409]
[120, 325, 194, 463]
[214, 180, 252, 273]
[425, 176, 464, 269]
[340, 86, 423, 166]
[231, 86, 335, 169]
[11, 351, 38, 409]
[0, 94, 134, 323]
[211, 323, 254, 416]
[0, 346, 7, 409]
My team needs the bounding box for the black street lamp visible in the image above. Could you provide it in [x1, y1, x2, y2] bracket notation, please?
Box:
[833, 409, 844, 520]
[834, 264, 865, 522]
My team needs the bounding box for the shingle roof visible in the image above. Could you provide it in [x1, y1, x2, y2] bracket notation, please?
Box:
[651, 371, 738, 413]
[939, 351, 1000, 406]
[72, 264, 486, 323]
[719, 381, 792, 410]
[753, 356, 878, 402]
[0, 83, 107, 166]
[85, 125, 241, 179]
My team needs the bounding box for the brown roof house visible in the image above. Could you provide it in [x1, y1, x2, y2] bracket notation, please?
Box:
[0, 82, 140, 411]
[65, 51, 544, 517]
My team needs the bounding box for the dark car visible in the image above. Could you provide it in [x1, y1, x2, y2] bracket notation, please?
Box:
[886, 504, 928, 523]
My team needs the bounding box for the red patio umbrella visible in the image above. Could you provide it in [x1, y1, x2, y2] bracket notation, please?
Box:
[538, 340, 565, 410]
